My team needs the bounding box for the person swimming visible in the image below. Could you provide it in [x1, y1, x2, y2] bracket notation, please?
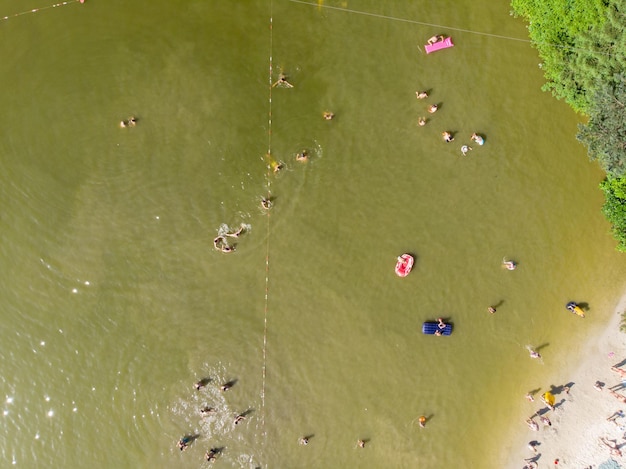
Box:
[178, 436, 191, 451]
[471, 133, 485, 145]
[323, 111, 334, 120]
[225, 225, 245, 238]
[526, 418, 539, 431]
[296, 150, 309, 162]
[418, 117, 427, 126]
[272, 73, 293, 88]
[213, 236, 226, 250]
[502, 258, 517, 270]
[418, 415, 427, 427]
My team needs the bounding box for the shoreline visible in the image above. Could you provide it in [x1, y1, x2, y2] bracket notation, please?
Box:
[504, 289, 626, 469]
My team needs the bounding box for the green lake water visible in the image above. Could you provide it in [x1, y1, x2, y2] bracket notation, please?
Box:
[1, 1, 626, 468]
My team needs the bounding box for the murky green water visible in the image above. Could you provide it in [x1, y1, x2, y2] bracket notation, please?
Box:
[1, 1, 625, 468]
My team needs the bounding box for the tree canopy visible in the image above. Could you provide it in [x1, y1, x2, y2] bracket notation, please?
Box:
[577, 75, 626, 178]
[512, 0, 626, 251]
[600, 177, 626, 252]
[511, 0, 609, 113]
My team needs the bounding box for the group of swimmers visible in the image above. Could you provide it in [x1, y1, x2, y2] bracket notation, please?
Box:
[213, 224, 246, 253]
[414, 48, 486, 157]
[177, 378, 250, 461]
[415, 89, 486, 155]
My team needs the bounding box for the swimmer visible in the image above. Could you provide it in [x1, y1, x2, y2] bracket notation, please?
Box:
[437, 318, 446, 329]
[178, 436, 191, 451]
[418, 117, 427, 126]
[225, 225, 245, 238]
[502, 258, 517, 270]
[428, 104, 438, 113]
[323, 111, 334, 120]
[299, 436, 309, 445]
[234, 414, 246, 425]
[119, 120, 128, 128]
[296, 150, 309, 162]
[526, 418, 539, 431]
[471, 133, 485, 145]
[442, 131, 454, 142]
[525, 345, 540, 359]
[270, 160, 284, 173]
[261, 197, 273, 210]
[220, 244, 235, 253]
[525, 393, 534, 402]
[427, 35, 445, 45]
[272, 73, 293, 88]
[357, 439, 366, 448]
[461, 145, 472, 156]
[488, 306, 496, 314]
[200, 406, 216, 415]
[213, 236, 226, 250]
[418, 415, 427, 428]
[205, 448, 219, 462]
[128, 116, 137, 127]
[220, 381, 234, 392]
[194, 380, 207, 390]
[416, 91, 428, 99]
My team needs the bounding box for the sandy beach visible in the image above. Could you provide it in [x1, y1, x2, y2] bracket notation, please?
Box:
[505, 290, 626, 469]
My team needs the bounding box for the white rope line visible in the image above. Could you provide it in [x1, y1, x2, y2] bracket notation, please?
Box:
[288, 0, 531, 43]
[288, 0, 618, 58]
[1, 0, 81, 21]
[260, 0, 273, 457]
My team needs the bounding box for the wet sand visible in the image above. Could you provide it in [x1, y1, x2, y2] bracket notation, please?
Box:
[505, 290, 626, 469]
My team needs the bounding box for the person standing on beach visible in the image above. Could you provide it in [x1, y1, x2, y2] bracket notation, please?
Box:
[526, 418, 539, 431]
[419, 416, 427, 428]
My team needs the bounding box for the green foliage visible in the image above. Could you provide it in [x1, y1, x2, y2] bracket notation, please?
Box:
[577, 75, 626, 178]
[513, 0, 626, 252]
[599, 177, 626, 252]
[511, 0, 609, 113]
